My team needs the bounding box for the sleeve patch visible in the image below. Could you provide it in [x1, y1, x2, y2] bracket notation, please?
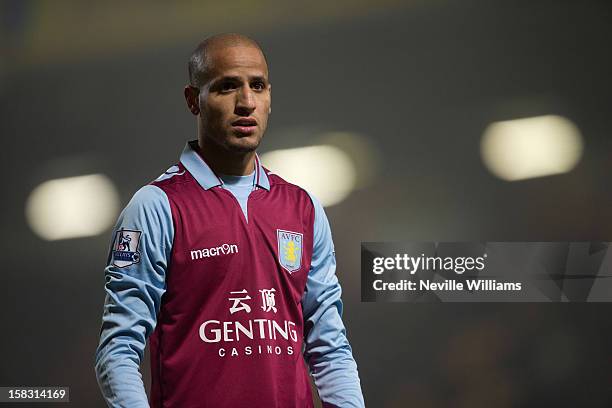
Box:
[111, 229, 142, 267]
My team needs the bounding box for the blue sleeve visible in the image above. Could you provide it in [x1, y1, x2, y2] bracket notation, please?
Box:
[302, 194, 365, 408]
[94, 185, 173, 408]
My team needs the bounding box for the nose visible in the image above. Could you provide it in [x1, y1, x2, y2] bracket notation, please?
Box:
[235, 85, 256, 115]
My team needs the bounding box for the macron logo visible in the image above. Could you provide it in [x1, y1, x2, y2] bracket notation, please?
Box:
[190, 243, 239, 260]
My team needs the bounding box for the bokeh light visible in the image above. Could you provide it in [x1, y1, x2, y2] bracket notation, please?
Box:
[261, 145, 357, 207]
[481, 115, 583, 181]
[25, 174, 120, 240]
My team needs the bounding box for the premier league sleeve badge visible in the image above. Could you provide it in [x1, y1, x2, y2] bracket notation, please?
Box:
[111, 229, 142, 267]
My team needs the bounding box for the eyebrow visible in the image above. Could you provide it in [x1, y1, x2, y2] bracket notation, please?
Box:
[214, 75, 268, 83]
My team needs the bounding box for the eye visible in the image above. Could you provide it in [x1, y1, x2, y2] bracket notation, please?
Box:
[252, 81, 266, 91]
[220, 81, 237, 92]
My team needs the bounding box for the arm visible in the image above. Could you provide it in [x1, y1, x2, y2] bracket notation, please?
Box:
[302, 195, 365, 408]
[94, 185, 173, 408]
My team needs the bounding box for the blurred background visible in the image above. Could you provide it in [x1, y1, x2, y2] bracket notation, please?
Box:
[1, 0, 611, 406]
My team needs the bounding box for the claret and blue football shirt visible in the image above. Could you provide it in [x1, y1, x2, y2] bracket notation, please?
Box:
[94, 140, 365, 408]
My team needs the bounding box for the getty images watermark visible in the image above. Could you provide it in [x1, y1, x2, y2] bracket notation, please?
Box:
[361, 242, 612, 302]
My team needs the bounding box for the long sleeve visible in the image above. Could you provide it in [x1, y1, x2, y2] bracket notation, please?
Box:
[302, 194, 365, 408]
[94, 185, 173, 408]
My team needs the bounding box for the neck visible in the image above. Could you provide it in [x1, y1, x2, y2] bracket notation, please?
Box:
[197, 138, 256, 176]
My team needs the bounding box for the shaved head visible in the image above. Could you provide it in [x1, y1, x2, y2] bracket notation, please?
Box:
[188, 33, 268, 88]
[183, 32, 272, 168]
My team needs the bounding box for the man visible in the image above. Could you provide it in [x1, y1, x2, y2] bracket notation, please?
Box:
[94, 33, 365, 408]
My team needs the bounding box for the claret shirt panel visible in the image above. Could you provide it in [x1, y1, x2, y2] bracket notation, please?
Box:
[149, 157, 315, 407]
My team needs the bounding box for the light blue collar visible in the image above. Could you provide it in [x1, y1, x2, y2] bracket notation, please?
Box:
[180, 140, 270, 191]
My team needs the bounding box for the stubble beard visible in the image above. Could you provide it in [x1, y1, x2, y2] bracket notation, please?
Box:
[200, 125, 263, 156]
[227, 132, 262, 154]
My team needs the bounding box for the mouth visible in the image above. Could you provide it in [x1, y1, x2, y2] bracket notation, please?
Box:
[231, 118, 258, 135]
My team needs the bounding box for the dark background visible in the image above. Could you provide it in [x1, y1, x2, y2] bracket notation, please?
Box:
[1, 1, 611, 407]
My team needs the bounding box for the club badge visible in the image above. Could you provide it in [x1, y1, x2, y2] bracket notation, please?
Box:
[277, 229, 303, 273]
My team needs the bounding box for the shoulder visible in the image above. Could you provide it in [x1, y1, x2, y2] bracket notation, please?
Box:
[266, 169, 315, 205]
[151, 163, 193, 189]
[114, 185, 174, 245]
[121, 184, 171, 223]
[265, 169, 328, 230]
[128, 184, 168, 208]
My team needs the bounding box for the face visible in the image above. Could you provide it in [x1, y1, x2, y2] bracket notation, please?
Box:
[186, 44, 271, 154]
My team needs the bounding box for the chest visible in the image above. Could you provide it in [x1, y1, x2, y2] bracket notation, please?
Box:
[165, 186, 314, 307]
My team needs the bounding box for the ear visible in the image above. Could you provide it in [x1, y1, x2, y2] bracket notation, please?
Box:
[184, 85, 200, 115]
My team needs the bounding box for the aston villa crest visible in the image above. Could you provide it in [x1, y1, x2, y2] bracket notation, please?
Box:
[277, 229, 303, 273]
[111, 229, 142, 267]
